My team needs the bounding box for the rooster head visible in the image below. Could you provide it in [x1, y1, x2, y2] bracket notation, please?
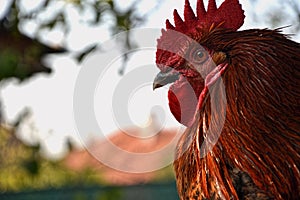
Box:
[153, 0, 245, 126]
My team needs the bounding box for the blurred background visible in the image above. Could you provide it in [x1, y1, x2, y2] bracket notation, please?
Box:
[0, 0, 299, 199]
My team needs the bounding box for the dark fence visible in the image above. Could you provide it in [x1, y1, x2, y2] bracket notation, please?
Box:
[0, 182, 179, 200]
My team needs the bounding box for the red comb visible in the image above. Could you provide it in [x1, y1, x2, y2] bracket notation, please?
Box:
[167, 0, 245, 32]
[156, 0, 245, 72]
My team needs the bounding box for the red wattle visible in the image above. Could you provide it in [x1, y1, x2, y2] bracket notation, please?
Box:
[168, 79, 203, 127]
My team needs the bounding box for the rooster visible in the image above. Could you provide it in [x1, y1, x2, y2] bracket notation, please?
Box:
[153, 0, 300, 199]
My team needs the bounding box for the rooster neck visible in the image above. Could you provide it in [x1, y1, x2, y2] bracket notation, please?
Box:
[174, 29, 300, 200]
[174, 89, 241, 199]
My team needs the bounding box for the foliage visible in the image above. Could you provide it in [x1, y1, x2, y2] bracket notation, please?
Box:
[0, 124, 176, 193]
[151, 165, 176, 183]
[0, 125, 103, 192]
[0, 0, 154, 82]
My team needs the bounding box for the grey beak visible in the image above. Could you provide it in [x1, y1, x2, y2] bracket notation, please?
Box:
[153, 70, 180, 90]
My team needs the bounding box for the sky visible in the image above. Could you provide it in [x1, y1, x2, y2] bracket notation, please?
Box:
[0, 0, 299, 159]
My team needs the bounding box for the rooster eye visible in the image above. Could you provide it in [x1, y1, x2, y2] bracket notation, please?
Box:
[196, 51, 204, 58]
[191, 49, 208, 64]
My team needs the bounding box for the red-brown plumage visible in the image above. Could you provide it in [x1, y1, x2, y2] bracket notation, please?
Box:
[153, 0, 300, 199]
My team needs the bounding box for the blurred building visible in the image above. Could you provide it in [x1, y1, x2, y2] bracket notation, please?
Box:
[64, 118, 181, 185]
